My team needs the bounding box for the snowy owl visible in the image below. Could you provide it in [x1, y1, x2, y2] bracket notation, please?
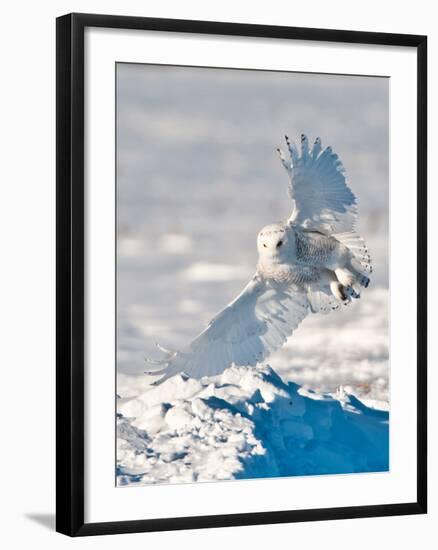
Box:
[146, 134, 372, 385]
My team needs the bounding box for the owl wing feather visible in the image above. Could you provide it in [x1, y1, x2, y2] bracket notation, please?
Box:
[277, 134, 357, 234]
[146, 274, 309, 385]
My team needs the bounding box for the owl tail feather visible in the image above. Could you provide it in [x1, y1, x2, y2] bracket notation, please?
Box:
[334, 231, 373, 276]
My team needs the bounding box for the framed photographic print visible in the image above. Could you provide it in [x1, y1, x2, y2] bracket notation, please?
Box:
[56, 13, 427, 536]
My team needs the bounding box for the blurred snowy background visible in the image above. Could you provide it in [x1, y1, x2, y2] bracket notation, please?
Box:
[116, 63, 389, 404]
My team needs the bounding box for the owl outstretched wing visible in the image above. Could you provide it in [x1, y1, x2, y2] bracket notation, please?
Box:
[277, 134, 357, 234]
[146, 274, 309, 385]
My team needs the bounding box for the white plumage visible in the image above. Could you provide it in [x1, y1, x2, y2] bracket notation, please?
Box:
[146, 135, 372, 384]
[279, 134, 357, 233]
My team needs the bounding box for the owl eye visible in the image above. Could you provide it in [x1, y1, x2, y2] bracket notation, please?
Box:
[276, 240, 283, 248]
[263, 243, 267, 248]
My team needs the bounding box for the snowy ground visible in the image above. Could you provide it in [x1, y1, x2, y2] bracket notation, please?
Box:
[116, 64, 389, 484]
[117, 365, 388, 486]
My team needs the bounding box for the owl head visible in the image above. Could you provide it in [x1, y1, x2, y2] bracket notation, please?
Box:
[257, 223, 294, 261]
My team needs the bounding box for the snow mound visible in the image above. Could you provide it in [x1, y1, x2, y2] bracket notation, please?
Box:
[117, 365, 389, 486]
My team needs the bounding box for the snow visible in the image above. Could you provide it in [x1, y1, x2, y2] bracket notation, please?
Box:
[181, 262, 250, 282]
[115, 64, 390, 486]
[117, 365, 389, 486]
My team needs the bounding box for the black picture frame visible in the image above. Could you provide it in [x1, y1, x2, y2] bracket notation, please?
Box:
[56, 12, 427, 537]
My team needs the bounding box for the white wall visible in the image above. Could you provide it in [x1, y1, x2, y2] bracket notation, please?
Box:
[0, 0, 434, 547]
